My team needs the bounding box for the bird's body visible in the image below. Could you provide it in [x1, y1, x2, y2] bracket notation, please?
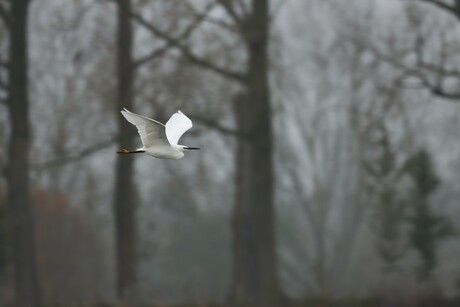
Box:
[118, 108, 199, 159]
[145, 144, 185, 160]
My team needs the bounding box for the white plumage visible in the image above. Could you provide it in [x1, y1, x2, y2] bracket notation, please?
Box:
[165, 111, 193, 145]
[118, 108, 199, 159]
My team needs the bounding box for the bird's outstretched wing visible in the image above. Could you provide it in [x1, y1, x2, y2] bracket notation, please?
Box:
[165, 110, 193, 145]
[121, 108, 169, 148]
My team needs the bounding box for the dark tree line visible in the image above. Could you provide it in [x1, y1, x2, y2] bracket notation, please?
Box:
[4, 0, 459, 306]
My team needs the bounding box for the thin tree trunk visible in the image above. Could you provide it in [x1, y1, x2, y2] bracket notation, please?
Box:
[6, 0, 41, 306]
[114, 0, 136, 299]
[231, 0, 280, 305]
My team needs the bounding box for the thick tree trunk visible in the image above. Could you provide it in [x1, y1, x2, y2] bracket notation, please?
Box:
[231, 0, 280, 305]
[6, 0, 41, 306]
[114, 0, 136, 299]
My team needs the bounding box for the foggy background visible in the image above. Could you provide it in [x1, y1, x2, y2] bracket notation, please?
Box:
[1, 0, 460, 306]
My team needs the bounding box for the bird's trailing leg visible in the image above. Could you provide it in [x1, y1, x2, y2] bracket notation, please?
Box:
[117, 149, 145, 154]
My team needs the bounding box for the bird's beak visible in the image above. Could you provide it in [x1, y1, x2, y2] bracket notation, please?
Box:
[185, 147, 200, 150]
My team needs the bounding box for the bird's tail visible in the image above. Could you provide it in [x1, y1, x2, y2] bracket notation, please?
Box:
[117, 149, 145, 154]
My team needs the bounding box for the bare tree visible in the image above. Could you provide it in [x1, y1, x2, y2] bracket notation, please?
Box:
[354, 1, 460, 102]
[128, 1, 281, 304]
[412, 0, 460, 100]
[230, 1, 280, 305]
[111, 0, 210, 299]
[113, 0, 137, 299]
[2, 0, 41, 306]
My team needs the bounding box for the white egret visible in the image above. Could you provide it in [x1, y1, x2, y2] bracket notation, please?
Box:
[117, 108, 200, 159]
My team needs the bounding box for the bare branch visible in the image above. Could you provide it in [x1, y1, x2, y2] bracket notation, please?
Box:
[185, 2, 238, 34]
[133, 45, 170, 69]
[32, 137, 117, 170]
[357, 38, 460, 102]
[132, 12, 247, 83]
[101, 0, 246, 82]
[429, 86, 460, 100]
[396, 59, 460, 101]
[189, 114, 245, 138]
[419, 0, 460, 18]
[0, 2, 11, 30]
[397, 72, 460, 101]
[197, 15, 237, 33]
[420, 62, 460, 78]
[216, 0, 244, 27]
[133, 2, 215, 69]
[362, 42, 414, 73]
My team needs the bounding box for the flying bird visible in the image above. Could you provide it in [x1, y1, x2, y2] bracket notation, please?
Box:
[117, 108, 200, 159]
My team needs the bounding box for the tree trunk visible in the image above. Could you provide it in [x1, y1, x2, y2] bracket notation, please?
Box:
[6, 0, 41, 306]
[231, 0, 280, 305]
[114, 0, 136, 299]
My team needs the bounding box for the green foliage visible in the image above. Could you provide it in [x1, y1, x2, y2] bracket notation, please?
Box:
[406, 149, 455, 280]
[408, 201, 454, 280]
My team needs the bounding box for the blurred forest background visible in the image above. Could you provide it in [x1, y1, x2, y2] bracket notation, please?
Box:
[1, 0, 460, 306]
